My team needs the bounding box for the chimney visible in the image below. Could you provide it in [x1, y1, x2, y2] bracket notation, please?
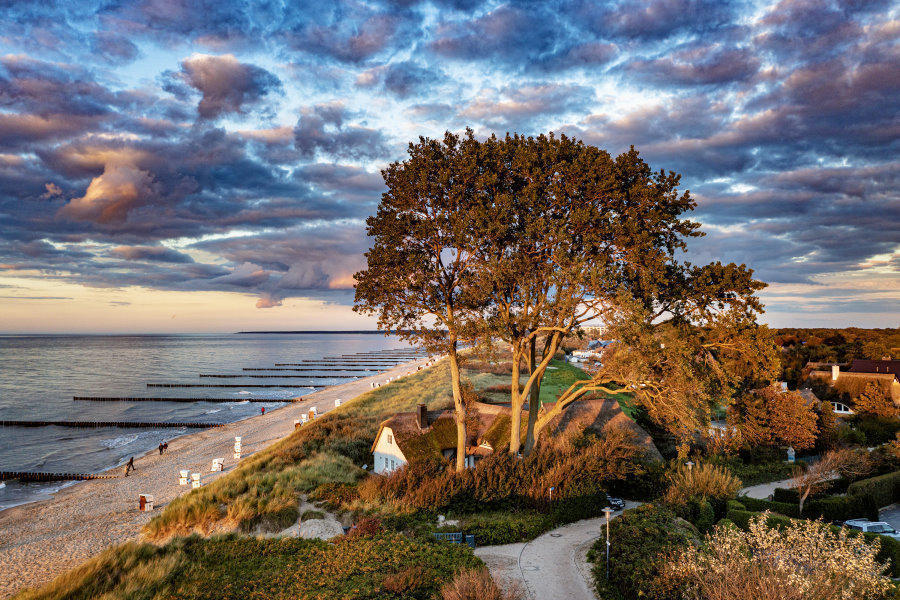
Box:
[416, 403, 427, 429]
[832, 365, 840, 381]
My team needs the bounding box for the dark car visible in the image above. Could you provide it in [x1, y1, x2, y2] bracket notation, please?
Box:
[607, 496, 626, 511]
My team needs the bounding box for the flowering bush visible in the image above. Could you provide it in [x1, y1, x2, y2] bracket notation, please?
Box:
[670, 513, 893, 600]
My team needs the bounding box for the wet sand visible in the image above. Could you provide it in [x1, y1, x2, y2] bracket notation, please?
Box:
[0, 357, 431, 598]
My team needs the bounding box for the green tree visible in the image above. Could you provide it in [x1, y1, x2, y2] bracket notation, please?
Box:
[354, 130, 490, 471]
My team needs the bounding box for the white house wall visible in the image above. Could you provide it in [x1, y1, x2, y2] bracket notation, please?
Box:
[373, 426, 407, 474]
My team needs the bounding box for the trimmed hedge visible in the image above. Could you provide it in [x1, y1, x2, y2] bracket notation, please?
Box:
[848, 470, 900, 509]
[737, 494, 877, 522]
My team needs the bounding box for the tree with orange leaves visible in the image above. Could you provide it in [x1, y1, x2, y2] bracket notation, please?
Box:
[854, 382, 898, 418]
[729, 385, 819, 451]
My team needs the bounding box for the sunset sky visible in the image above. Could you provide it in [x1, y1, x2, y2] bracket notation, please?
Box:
[1, 0, 897, 333]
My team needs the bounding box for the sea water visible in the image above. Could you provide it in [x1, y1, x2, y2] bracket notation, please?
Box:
[0, 333, 413, 509]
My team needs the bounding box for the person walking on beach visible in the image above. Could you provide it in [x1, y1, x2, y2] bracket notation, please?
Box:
[261, 407, 265, 415]
[163, 441, 168, 453]
[124, 456, 135, 476]
[158, 443, 164, 455]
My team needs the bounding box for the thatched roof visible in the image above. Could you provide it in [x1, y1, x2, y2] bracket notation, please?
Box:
[809, 370, 898, 400]
[540, 397, 663, 461]
[371, 402, 508, 461]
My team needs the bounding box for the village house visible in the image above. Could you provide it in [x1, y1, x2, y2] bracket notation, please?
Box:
[371, 395, 661, 474]
[370, 402, 510, 474]
[806, 359, 900, 410]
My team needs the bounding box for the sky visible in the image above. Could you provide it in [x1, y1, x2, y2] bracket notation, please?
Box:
[0, 0, 897, 334]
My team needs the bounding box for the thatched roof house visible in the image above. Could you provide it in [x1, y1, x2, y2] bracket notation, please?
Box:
[371, 396, 662, 474]
[807, 361, 900, 404]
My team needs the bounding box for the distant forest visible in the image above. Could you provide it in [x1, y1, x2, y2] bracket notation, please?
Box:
[775, 327, 900, 387]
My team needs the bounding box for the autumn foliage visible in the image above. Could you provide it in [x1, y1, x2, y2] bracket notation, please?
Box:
[729, 385, 819, 450]
[855, 381, 898, 418]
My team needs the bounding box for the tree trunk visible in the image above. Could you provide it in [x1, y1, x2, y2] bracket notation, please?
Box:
[448, 340, 467, 472]
[523, 338, 542, 455]
[523, 333, 561, 454]
[799, 487, 809, 516]
[509, 346, 524, 455]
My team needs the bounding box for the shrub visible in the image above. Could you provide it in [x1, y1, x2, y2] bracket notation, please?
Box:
[456, 510, 550, 546]
[848, 470, 900, 509]
[737, 495, 800, 517]
[807, 495, 878, 522]
[439, 568, 523, 600]
[665, 462, 742, 505]
[587, 504, 699, 600]
[695, 500, 716, 533]
[670, 513, 893, 600]
[853, 415, 900, 446]
[726, 499, 746, 511]
[300, 510, 325, 521]
[725, 508, 900, 578]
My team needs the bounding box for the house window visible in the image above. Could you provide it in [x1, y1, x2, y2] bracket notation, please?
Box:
[387, 434, 392, 445]
[390, 459, 395, 470]
[832, 402, 852, 414]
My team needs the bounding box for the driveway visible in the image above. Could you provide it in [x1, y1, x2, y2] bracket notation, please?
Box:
[879, 504, 900, 530]
[475, 502, 637, 600]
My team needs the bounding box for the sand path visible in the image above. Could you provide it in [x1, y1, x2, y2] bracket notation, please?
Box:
[474, 502, 637, 600]
[0, 357, 431, 598]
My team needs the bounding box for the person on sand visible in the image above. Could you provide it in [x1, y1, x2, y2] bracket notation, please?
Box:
[158, 443, 164, 455]
[163, 441, 168, 453]
[261, 407, 265, 415]
[124, 456, 135, 476]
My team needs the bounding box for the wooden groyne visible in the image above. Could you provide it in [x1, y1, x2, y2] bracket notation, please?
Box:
[274, 362, 401, 366]
[0, 471, 119, 482]
[197, 374, 362, 379]
[147, 383, 322, 388]
[0, 420, 222, 429]
[74, 396, 298, 402]
[242, 367, 379, 372]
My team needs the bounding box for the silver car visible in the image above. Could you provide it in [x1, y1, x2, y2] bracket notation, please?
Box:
[843, 519, 900, 540]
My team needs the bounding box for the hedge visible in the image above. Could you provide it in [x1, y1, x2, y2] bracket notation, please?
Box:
[737, 494, 877, 523]
[848, 470, 900, 509]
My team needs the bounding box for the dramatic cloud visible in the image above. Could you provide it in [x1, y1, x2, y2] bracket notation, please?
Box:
[171, 54, 281, 119]
[0, 0, 896, 323]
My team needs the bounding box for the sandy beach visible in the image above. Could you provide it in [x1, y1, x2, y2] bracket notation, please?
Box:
[0, 356, 431, 598]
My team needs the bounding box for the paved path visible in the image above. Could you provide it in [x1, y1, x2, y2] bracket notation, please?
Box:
[739, 477, 795, 500]
[0, 357, 432, 599]
[475, 502, 638, 600]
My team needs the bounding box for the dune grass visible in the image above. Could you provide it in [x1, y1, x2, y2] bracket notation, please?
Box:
[143, 361, 453, 540]
[15, 533, 481, 600]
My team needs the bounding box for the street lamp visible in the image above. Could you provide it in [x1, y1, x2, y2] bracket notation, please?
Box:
[602, 506, 613, 581]
[548, 486, 555, 503]
[686, 460, 694, 472]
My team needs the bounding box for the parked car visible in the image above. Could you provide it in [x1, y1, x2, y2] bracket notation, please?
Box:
[843, 519, 900, 540]
[606, 496, 626, 511]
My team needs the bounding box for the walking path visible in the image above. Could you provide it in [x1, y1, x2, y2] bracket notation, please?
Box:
[739, 477, 795, 500]
[0, 357, 430, 599]
[475, 502, 638, 600]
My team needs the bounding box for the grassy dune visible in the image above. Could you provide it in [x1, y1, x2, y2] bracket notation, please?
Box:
[143, 361, 454, 540]
[15, 533, 480, 600]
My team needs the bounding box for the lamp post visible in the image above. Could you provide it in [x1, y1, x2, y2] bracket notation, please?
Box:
[686, 460, 694, 472]
[549, 486, 555, 503]
[603, 506, 613, 581]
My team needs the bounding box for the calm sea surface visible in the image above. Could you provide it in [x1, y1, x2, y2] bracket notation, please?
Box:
[0, 333, 413, 509]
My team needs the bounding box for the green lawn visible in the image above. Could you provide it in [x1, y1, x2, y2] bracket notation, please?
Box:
[540, 359, 637, 417]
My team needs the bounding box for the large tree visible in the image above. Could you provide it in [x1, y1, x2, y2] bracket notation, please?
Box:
[354, 130, 490, 471]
